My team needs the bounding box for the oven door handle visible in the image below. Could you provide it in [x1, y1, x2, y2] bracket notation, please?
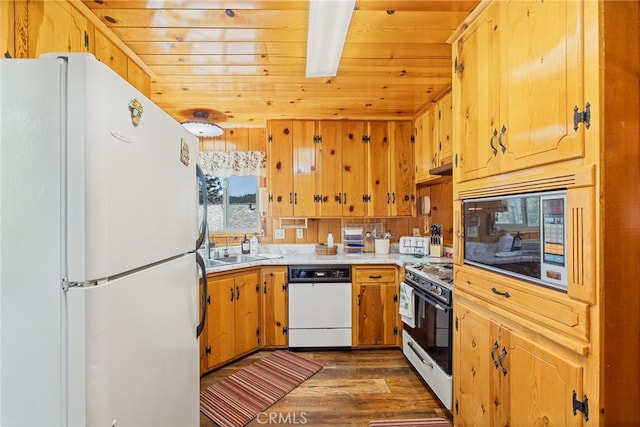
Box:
[407, 341, 433, 368]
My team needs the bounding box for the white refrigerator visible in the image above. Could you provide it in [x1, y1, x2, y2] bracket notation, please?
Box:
[0, 54, 204, 426]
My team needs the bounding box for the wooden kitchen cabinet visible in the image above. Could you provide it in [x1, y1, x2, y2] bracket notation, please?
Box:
[352, 265, 400, 347]
[454, 297, 585, 426]
[414, 91, 453, 183]
[414, 107, 438, 183]
[202, 269, 260, 372]
[453, 0, 587, 183]
[261, 266, 288, 347]
[316, 121, 344, 217]
[369, 121, 415, 217]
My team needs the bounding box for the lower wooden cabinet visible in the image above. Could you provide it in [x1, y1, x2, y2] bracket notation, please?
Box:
[200, 269, 261, 373]
[261, 266, 288, 347]
[454, 297, 585, 426]
[352, 265, 401, 347]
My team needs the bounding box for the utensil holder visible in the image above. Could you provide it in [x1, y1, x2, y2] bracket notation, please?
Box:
[429, 243, 443, 257]
[374, 239, 390, 254]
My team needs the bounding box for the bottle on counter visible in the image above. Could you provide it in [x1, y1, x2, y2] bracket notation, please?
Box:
[327, 232, 334, 248]
[511, 232, 522, 251]
[241, 234, 250, 254]
[250, 234, 259, 254]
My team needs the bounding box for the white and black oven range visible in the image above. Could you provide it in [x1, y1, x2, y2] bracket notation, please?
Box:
[401, 263, 453, 411]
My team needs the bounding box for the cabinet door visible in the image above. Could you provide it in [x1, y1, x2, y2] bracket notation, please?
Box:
[390, 121, 415, 216]
[206, 276, 236, 369]
[317, 121, 343, 217]
[354, 282, 398, 346]
[504, 328, 584, 427]
[261, 268, 288, 347]
[369, 121, 391, 217]
[268, 120, 294, 217]
[234, 271, 261, 355]
[498, 0, 586, 173]
[341, 121, 368, 216]
[453, 300, 496, 426]
[453, 3, 501, 183]
[437, 91, 453, 165]
[292, 120, 318, 217]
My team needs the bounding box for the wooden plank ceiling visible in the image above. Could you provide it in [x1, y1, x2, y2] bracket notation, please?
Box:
[81, 0, 480, 128]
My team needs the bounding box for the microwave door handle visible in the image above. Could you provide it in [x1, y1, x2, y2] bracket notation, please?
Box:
[195, 164, 208, 249]
[195, 252, 207, 338]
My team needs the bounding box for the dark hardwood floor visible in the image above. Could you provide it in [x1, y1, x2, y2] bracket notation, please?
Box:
[200, 349, 452, 427]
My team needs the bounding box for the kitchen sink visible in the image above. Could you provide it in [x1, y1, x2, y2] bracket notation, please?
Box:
[215, 254, 264, 264]
[204, 259, 228, 268]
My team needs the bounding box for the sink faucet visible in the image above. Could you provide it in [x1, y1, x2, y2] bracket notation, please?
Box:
[223, 235, 233, 257]
[204, 224, 215, 260]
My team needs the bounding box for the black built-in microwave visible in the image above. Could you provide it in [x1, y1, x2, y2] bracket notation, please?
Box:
[463, 190, 567, 291]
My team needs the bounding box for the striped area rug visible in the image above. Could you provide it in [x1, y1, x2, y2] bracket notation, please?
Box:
[368, 418, 451, 427]
[200, 350, 323, 427]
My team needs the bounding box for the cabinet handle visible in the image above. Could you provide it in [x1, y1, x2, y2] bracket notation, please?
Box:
[498, 125, 507, 154]
[357, 294, 361, 306]
[491, 287, 511, 298]
[230, 287, 234, 301]
[408, 341, 433, 368]
[369, 275, 382, 279]
[491, 341, 499, 368]
[236, 286, 240, 300]
[498, 347, 508, 376]
[490, 128, 498, 156]
[289, 192, 293, 204]
[294, 192, 298, 204]
[392, 192, 396, 204]
[343, 193, 347, 204]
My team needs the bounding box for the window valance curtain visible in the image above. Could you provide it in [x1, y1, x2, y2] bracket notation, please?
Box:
[198, 151, 266, 178]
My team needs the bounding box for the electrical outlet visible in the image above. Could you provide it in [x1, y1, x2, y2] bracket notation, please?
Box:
[274, 228, 285, 239]
[412, 228, 421, 236]
[296, 228, 304, 239]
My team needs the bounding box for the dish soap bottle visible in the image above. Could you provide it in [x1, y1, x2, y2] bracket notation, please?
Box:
[241, 234, 250, 254]
[511, 232, 522, 251]
[327, 232, 334, 248]
[250, 234, 259, 254]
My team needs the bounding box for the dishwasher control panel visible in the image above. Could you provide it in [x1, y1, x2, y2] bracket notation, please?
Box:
[288, 265, 351, 282]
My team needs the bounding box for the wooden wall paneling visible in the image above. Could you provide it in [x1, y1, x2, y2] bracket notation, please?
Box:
[601, 1, 640, 423]
[13, 0, 27, 58]
[27, 0, 88, 58]
[248, 128, 267, 152]
[225, 128, 249, 151]
[93, 30, 127, 80]
[1, 0, 14, 58]
[127, 57, 150, 97]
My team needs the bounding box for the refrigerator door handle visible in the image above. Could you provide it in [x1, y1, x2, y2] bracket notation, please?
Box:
[195, 252, 207, 338]
[195, 164, 208, 249]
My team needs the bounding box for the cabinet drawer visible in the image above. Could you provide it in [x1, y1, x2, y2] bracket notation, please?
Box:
[455, 267, 589, 344]
[354, 266, 396, 283]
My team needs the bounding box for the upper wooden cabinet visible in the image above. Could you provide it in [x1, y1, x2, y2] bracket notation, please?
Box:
[267, 119, 414, 218]
[415, 91, 453, 184]
[369, 121, 415, 217]
[453, 0, 587, 183]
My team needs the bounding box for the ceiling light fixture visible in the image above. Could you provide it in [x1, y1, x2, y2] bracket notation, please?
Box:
[181, 121, 224, 137]
[305, 0, 356, 78]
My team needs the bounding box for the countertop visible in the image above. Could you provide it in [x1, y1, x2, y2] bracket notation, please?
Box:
[202, 244, 452, 274]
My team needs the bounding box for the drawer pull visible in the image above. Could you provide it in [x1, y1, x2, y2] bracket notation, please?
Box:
[491, 287, 511, 298]
[369, 275, 382, 279]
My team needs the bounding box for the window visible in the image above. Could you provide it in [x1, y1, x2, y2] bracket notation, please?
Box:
[201, 174, 259, 232]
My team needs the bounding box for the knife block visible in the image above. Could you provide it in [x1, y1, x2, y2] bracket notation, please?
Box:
[429, 243, 443, 257]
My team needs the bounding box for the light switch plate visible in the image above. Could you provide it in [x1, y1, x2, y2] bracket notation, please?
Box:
[275, 228, 285, 239]
[296, 229, 304, 239]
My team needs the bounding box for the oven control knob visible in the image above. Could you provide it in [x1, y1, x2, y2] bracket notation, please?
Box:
[434, 286, 443, 296]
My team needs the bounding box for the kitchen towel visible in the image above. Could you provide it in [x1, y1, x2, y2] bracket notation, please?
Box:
[399, 282, 415, 327]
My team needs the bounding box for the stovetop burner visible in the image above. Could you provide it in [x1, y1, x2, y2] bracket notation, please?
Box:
[403, 262, 453, 306]
[407, 263, 453, 284]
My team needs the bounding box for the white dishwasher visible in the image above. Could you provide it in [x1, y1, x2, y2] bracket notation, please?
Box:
[288, 265, 352, 348]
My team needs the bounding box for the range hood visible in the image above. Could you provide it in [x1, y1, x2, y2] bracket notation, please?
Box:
[429, 162, 453, 176]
